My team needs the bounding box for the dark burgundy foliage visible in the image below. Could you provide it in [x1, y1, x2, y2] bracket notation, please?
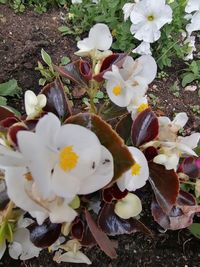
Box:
[65, 113, 134, 181]
[98, 203, 152, 237]
[143, 146, 158, 161]
[178, 157, 200, 179]
[115, 113, 132, 143]
[0, 106, 15, 122]
[54, 59, 91, 86]
[131, 108, 159, 147]
[100, 102, 127, 121]
[85, 209, 117, 259]
[41, 78, 71, 121]
[0, 180, 9, 210]
[93, 53, 127, 82]
[149, 162, 179, 214]
[7, 122, 28, 147]
[28, 219, 61, 248]
[71, 217, 96, 247]
[103, 184, 128, 203]
[0, 117, 19, 129]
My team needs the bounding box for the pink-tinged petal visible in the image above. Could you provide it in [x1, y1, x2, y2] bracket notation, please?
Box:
[79, 146, 113, 194]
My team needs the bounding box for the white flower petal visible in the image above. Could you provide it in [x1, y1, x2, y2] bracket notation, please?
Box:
[115, 193, 142, 219]
[172, 112, 188, 129]
[136, 55, 157, 84]
[185, 0, 200, 13]
[9, 242, 22, 259]
[89, 23, 112, 51]
[132, 42, 152, 55]
[117, 147, 149, 191]
[0, 241, 6, 260]
[56, 124, 102, 179]
[57, 251, 92, 264]
[0, 145, 26, 167]
[78, 145, 113, 194]
[123, 3, 135, 21]
[179, 133, 200, 149]
[24, 90, 38, 116]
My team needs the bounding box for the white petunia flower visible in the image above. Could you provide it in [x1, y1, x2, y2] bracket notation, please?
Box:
[1, 113, 114, 224]
[103, 55, 157, 107]
[114, 193, 142, 219]
[132, 41, 152, 55]
[123, 3, 135, 21]
[117, 147, 149, 192]
[130, 0, 172, 43]
[184, 35, 196, 60]
[185, 0, 200, 34]
[75, 23, 113, 57]
[25, 90, 47, 119]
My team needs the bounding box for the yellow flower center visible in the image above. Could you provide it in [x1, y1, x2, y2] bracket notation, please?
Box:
[131, 163, 141, 176]
[59, 146, 79, 172]
[112, 85, 122, 96]
[147, 15, 154, 21]
[137, 103, 148, 113]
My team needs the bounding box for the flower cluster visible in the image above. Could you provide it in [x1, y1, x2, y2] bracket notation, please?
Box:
[0, 22, 199, 265]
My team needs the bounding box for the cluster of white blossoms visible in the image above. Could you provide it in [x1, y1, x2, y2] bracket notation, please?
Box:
[123, 0, 173, 55]
[72, 0, 99, 4]
[143, 112, 200, 170]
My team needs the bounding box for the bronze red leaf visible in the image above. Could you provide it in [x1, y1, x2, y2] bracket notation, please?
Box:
[131, 108, 159, 147]
[178, 157, 200, 179]
[93, 53, 127, 82]
[28, 219, 61, 248]
[115, 113, 132, 143]
[149, 162, 179, 214]
[65, 113, 134, 182]
[0, 106, 15, 122]
[103, 184, 128, 203]
[98, 203, 152, 236]
[7, 122, 28, 147]
[85, 209, 117, 259]
[41, 78, 71, 121]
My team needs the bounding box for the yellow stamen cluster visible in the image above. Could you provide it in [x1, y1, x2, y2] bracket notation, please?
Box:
[112, 85, 122, 96]
[131, 163, 141, 176]
[147, 15, 154, 21]
[137, 103, 148, 113]
[59, 146, 79, 172]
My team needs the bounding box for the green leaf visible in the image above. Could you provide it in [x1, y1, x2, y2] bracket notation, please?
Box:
[95, 91, 104, 99]
[39, 78, 47, 86]
[60, 56, 71, 65]
[0, 96, 7, 106]
[0, 79, 20, 97]
[182, 73, 196, 87]
[69, 195, 80, 209]
[189, 223, 200, 239]
[41, 49, 52, 67]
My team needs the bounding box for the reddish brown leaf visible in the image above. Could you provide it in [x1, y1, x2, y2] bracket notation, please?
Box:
[177, 190, 196, 206]
[103, 184, 128, 203]
[0, 106, 15, 122]
[28, 219, 61, 248]
[93, 53, 126, 82]
[41, 78, 71, 121]
[7, 122, 28, 147]
[178, 157, 200, 179]
[65, 113, 134, 182]
[0, 117, 20, 128]
[0, 180, 9, 211]
[98, 203, 152, 236]
[100, 102, 127, 121]
[149, 162, 179, 214]
[71, 217, 96, 247]
[131, 108, 159, 147]
[54, 59, 90, 86]
[85, 209, 117, 259]
[115, 113, 132, 143]
[143, 146, 158, 161]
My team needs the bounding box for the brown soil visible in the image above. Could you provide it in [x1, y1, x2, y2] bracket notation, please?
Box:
[0, 4, 200, 267]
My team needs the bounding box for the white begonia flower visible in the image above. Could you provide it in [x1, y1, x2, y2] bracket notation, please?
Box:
[127, 95, 148, 119]
[132, 41, 152, 55]
[130, 0, 173, 43]
[75, 23, 113, 57]
[117, 147, 149, 192]
[54, 240, 91, 265]
[25, 90, 47, 119]
[114, 193, 142, 219]
[1, 113, 114, 225]
[103, 55, 157, 107]
[185, 0, 200, 34]
[9, 228, 41, 260]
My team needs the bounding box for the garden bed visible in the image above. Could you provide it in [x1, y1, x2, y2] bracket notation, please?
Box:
[0, 4, 200, 267]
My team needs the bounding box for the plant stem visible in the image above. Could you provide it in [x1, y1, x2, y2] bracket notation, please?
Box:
[157, 40, 179, 63]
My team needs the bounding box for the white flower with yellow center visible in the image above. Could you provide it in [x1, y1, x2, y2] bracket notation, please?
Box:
[0, 113, 114, 224]
[127, 95, 148, 119]
[25, 90, 47, 119]
[114, 193, 142, 219]
[117, 147, 149, 192]
[103, 55, 157, 107]
[130, 0, 172, 43]
[75, 23, 113, 57]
